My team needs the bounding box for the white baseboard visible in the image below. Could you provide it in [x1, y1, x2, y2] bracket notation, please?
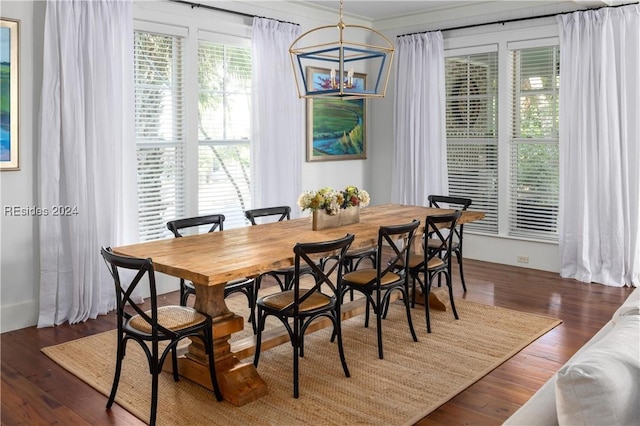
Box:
[465, 234, 559, 273]
[1, 300, 39, 333]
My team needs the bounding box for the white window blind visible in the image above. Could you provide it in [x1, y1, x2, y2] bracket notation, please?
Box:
[445, 52, 499, 234]
[197, 41, 252, 229]
[509, 46, 559, 240]
[134, 31, 186, 241]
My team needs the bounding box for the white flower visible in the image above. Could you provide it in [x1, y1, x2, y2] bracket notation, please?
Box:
[358, 189, 370, 207]
[297, 191, 313, 210]
[297, 186, 371, 216]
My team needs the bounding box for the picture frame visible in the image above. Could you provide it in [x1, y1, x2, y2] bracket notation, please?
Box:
[1, 18, 19, 171]
[306, 67, 366, 162]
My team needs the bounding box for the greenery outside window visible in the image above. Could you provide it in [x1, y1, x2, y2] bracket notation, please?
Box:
[197, 40, 252, 229]
[509, 46, 559, 240]
[134, 28, 252, 241]
[445, 41, 559, 242]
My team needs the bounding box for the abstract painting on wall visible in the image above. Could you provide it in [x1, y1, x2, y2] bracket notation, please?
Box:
[306, 67, 366, 162]
[1, 18, 19, 171]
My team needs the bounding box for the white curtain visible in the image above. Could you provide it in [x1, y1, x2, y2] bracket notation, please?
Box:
[38, 0, 138, 327]
[391, 32, 448, 206]
[251, 18, 303, 215]
[557, 4, 640, 287]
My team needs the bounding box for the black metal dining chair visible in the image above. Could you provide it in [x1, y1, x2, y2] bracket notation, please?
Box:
[340, 220, 420, 359]
[244, 206, 320, 330]
[406, 211, 462, 333]
[253, 233, 355, 398]
[427, 195, 473, 291]
[100, 247, 222, 425]
[244, 205, 291, 225]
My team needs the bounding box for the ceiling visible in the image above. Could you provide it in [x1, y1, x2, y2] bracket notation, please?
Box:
[299, 0, 626, 22]
[302, 0, 480, 21]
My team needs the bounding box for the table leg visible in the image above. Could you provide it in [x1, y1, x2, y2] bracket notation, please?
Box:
[177, 282, 268, 406]
[412, 287, 449, 311]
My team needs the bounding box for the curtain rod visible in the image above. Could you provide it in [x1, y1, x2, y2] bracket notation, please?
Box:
[170, 0, 300, 26]
[397, 1, 637, 37]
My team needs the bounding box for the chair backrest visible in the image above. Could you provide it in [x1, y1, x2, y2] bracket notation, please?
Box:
[378, 220, 421, 283]
[425, 211, 462, 265]
[100, 247, 176, 338]
[428, 195, 472, 241]
[244, 206, 291, 225]
[166, 214, 225, 237]
[290, 234, 355, 313]
[428, 195, 472, 211]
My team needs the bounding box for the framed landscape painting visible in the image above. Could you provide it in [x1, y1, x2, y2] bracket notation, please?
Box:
[306, 67, 366, 162]
[1, 18, 19, 170]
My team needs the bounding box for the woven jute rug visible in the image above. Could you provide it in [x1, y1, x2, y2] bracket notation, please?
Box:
[42, 290, 561, 426]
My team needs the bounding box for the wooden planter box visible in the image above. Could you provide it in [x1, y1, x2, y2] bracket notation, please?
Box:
[312, 206, 360, 230]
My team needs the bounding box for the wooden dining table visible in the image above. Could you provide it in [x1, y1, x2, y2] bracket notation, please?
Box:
[113, 203, 485, 406]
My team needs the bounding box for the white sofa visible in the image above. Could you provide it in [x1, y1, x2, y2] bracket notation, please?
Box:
[503, 287, 640, 426]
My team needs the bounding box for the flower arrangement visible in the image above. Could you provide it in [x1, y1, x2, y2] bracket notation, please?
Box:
[297, 186, 370, 216]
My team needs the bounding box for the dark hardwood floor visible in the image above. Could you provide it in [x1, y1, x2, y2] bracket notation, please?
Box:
[1, 259, 633, 425]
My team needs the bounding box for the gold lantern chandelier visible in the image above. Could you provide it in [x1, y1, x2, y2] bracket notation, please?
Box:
[289, 0, 394, 100]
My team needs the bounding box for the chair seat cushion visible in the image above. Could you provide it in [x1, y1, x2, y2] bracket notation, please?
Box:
[399, 254, 443, 270]
[261, 290, 331, 312]
[427, 257, 445, 269]
[128, 306, 208, 333]
[343, 269, 401, 286]
[404, 254, 424, 269]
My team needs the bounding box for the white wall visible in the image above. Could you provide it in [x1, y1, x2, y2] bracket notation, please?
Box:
[0, 0, 45, 333]
[0, 0, 579, 332]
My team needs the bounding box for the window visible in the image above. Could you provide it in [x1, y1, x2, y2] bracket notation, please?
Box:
[197, 40, 252, 229]
[445, 52, 499, 234]
[509, 46, 559, 240]
[444, 38, 560, 242]
[134, 28, 252, 241]
[134, 31, 186, 241]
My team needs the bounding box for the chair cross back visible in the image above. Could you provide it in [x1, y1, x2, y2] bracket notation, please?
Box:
[167, 214, 225, 236]
[426, 212, 461, 262]
[427, 195, 472, 292]
[346, 220, 420, 288]
[245, 206, 291, 225]
[377, 220, 421, 284]
[101, 250, 169, 334]
[427, 195, 472, 240]
[292, 235, 353, 305]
